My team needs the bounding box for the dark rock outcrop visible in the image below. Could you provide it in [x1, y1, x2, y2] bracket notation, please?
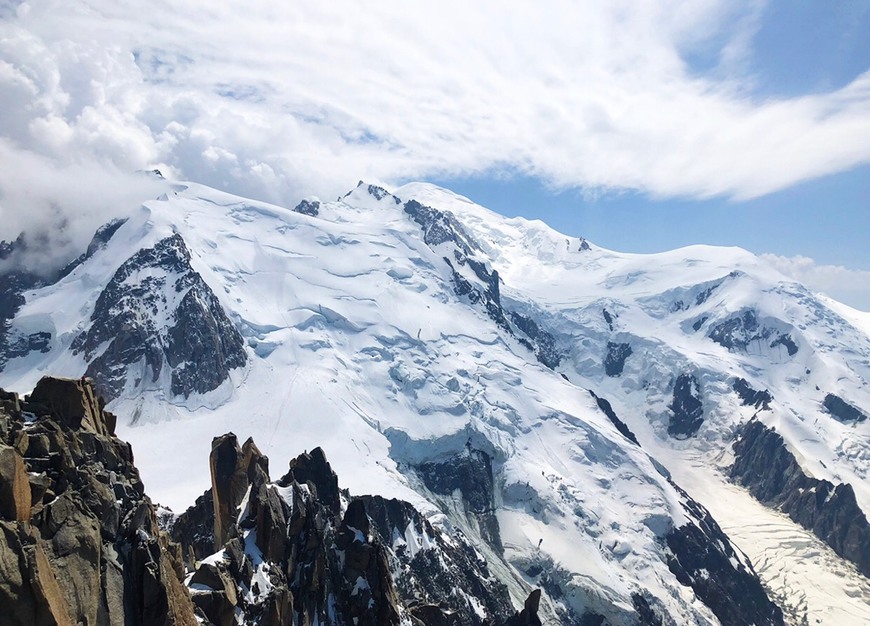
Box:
[665, 483, 784, 626]
[0, 376, 197, 626]
[602, 308, 614, 331]
[0, 237, 44, 370]
[509, 311, 562, 369]
[707, 309, 797, 357]
[668, 373, 703, 439]
[292, 199, 321, 216]
[404, 199, 562, 371]
[278, 446, 341, 514]
[169, 488, 214, 566]
[769, 334, 798, 356]
[57, 218, 129, 280]
[416, 447, 503, 551]
[209, 433, 268, 548]
[1, 220, 128, 368]
[631, 594, 662, 626]
[589, 390, 639, 445]
[71, 234, 247, 400]
[822, 393, 867, 423]
[360, 494, 515, 625]
[499, 590, 543, 626]
[175, 438, 407, 626]
[403, 200, 482, 254]
[344, 182, 401, 205]
[731, 419, 870, 577]
[732, 378, 772, 411]
[603, 342, 632, 377]
[25, 376, 116, 436]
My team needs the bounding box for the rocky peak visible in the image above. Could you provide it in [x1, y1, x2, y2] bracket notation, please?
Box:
[0, 219, 130, 371]
[24, 376, 116, 437]
[403, 199, 481, 254]
[0, 376, 196, 626]
[209, 433, 269, 549]
[501, 590, 543, 626]
[57, 217, 129, 280]
[179, 439, 409, 626]
[70, 233, 247, 401]
[278, 446, 341, 514]
[292, 198, 320, 216]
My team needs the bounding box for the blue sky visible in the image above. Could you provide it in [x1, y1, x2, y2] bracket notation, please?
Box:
[436, 1, 870, 266]
[432, 163, 870, 269]
[432, 1, 870, 306]
[747, 1, 869, 97]
[1, 1, 869, 307]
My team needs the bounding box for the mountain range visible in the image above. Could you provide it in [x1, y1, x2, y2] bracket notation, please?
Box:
[1, 173, 868, 625]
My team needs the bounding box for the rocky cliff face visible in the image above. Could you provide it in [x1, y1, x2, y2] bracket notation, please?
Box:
[402, 196, 561, 371]
[170, 434, 544, 626]
[731, 418, 870, 578]
[0, 235, 52, 370]
[70, 234, 247, 400]
[0, 379, 546, 626]
[0, 376, 196, 626]
[706, 309, 798, 357]
[357, 493, 516, 625]
[668, 373, 704, 439]
[664, 482, 784, 626]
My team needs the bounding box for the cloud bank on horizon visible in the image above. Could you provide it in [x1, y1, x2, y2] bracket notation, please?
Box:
[1, 1, 869, 305]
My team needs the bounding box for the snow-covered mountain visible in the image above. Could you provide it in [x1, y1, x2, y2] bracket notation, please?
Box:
[1, 175, 868, 625]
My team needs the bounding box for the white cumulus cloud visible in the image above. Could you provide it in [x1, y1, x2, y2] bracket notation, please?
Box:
[762, 254, 870, 312]
[1, 0, 869, 267]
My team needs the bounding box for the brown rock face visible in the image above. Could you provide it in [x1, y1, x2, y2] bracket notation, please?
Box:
[0, 521, 75, 626]
[210, 433, 270, 549]
[279, 447, 341, 514]
[25, 376, 114, 436]
[0, 378, 197, 626]
[0, 443, 31, 521]
[189, 561, 239, 626]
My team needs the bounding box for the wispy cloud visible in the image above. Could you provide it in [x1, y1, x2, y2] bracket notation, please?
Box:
[0, 138, 167, 274]
[1, 0, 869, 243]
[762, 254, 870, 311]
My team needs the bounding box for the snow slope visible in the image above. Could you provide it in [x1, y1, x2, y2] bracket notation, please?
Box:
[2, 178, 868, 624]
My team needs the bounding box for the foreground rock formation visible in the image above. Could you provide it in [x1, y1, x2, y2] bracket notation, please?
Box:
[0, 376, 195, 626]
[170, 434, 543, 626]
[0, 377, 544, 625]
